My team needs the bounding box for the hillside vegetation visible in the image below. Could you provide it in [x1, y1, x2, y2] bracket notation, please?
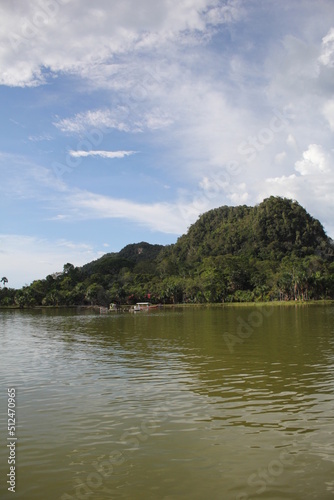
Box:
[1, 197, 333, 307]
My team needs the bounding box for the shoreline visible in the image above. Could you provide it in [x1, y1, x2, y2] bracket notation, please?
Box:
[1, 300, 333, 311]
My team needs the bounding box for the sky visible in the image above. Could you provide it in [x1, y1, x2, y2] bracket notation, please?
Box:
[1, 0, 334, 288]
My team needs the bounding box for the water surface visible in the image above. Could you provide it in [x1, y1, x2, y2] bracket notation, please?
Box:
[0, 305, 334, 499]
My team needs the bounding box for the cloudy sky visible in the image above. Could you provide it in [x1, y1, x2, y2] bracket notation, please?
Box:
[1, 0, 334, 288]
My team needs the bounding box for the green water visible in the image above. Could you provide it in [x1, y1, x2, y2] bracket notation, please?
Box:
[0, 305, 334, 499]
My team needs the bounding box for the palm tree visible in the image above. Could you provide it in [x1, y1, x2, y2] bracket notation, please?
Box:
[1, 277, 8, 288]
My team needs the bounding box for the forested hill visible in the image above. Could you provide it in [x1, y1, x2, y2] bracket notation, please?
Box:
[81, 242, 164, 275]
[165, 196, 330, 264]
[1, 197, 333, 307]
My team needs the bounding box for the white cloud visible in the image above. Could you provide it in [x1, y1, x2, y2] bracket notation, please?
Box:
[28, 133, 53, 142]
[48, 214, 69, 221]
[322, 99, 334, 131]
[0, 153, 67, 198]
[266, 174, 297, 185]
[2, 1, 334, 248]
[54, 107, 174, 134]
[260, 144, 334, 237]
[0, 150, 208, 237]
[67, 190, 190, 234]
[286, 134, 298, 149]
[275, 151, 286, 164]
[295, 144, 331, 175]
[44, 2, 332, 204]
[54, 109, 130, 133]
[0, 0, 240, 88]
[56, 239, 93, 251]
[205, 1, 244, 25]
[319, 27, 334, 67]
[69, 150, 137, 159]
[228, 191, 249, 204]
[0, 234, 100, 288]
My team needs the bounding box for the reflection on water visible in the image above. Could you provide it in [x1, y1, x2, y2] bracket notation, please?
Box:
[0, 305, 334, 499]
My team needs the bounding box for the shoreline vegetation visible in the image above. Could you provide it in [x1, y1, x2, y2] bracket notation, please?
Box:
[1, 197, 333, 309]
[1, 300, 334, 312]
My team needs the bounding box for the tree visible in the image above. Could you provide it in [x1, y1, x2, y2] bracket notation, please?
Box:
[1, 277, 8, 288]
[63, 263, 75, 275]
[85, 284, 108, 306]
[14, 287, 36, 308]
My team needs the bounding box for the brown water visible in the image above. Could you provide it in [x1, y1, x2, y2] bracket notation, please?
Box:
[0, 304, 334, 499]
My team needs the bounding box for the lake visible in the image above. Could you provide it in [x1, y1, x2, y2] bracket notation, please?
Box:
[0, 304, 334, 499]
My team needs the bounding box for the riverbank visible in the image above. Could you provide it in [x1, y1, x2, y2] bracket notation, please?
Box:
[166, 299, 334, 308]
[1, 300, 333, 311]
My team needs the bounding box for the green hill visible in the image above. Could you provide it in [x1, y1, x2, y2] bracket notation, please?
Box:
[155, 197, 333, 302]
[2, 197, 333, 307]
[165, 196, 330, 264]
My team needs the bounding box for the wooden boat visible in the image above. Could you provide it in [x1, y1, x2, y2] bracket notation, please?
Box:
[132, 302, 161, 312]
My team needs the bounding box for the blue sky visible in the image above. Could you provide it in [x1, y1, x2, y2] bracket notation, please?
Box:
[1, 0, 334, 288]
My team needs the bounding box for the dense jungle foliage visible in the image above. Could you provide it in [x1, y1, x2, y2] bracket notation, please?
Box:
[1, 197, 333, 307]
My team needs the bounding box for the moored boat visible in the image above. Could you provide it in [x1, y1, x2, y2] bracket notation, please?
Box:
[132, 302, 162, 312]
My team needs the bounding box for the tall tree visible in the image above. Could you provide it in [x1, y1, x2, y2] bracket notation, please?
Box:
[1, 277, 8, 288]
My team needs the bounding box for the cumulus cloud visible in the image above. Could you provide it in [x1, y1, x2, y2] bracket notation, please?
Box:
[261, 143, 334, 237]
[295, 144, 331, 175]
